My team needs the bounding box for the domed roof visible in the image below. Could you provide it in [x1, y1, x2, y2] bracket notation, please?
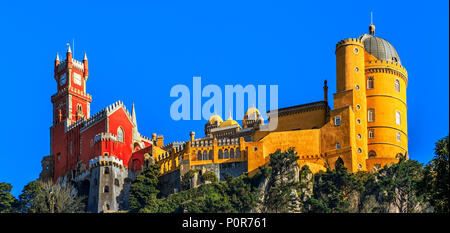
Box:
[245, 107, 260, 117]
[208, 114, 223, 124]
[220, 113, 240, 128]
[359, 32, 401, 65]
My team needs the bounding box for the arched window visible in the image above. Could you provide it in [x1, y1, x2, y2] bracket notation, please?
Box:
[218, 149, 223, 159]
[117, 127, 124, 142]
[395, 79, 400, 92]
[368, 109, 375, 122]
[336, 142, 341, 149]
[104, 167, 110, 174]
[236, 149, 241, 158]
[209, 150, 214, 160]
[104, 186, 109, 193]
[230, 148, 235, 158]
[197, 151, 202, 161]
[367, 76, 374, 89]
[203, 150, 208, 160]
[396, 153, 404, 159]
[114, 178, 120, 187]
[224, 149, 229, 159]
[395, 111, 401, 125]
[368, 150, 376, 158]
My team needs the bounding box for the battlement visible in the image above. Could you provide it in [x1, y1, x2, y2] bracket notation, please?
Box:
[192, 139, 214, 148]
[365, 59, 408, 75]
[163, 141, 187, 152]
[94, 132, 118, 143]
[71, 58, 84, 72]
[65, 116, 85, 132]
[89, 155, 124, 169]
[335, 38, 363, 50]
[140, 134, 153, 143]
[81, 109, 107, 132]
[51, 86, 69, 102]
[69, 86, 92, 100]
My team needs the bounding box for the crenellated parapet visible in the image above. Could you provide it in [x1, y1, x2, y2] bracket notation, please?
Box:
[51, 86, 69, 102]
[335, 38, 364, 51]
[217, 138, 240, 146]
[65, 116, 85, 132]
[81, 109, 107, 132]
[69, 86, 92, 101]
[71, 58, 84, 72]
[89, 155, 124, 169]
[365, 59, 408, 85]
[94, 132, 118, 143]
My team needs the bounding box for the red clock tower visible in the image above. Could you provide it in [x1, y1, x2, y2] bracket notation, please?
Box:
[51, 44, 91, 125]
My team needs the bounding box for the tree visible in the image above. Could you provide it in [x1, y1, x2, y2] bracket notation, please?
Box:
[263, 148, 302, 213]
[19, 181, 85, 213]
[420, 135, 449, 213]
[374, 158, 426, 213]
[129, 163, 161, 212]
[0, 182, 18, 213]
[304, 158, 363, 213]
[225, 175, 260, 213]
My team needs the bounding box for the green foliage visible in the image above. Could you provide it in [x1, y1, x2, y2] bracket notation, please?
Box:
[180, 169, 200, 190]
[200, 171, 218, 184]
[263, 148, 301, 213]
[420, 135, 449, 213]
[0, 182, 18, 213]
[18, 181, 85, 213]
[129, 163, 161, 213]
[304, 161, 363, 213]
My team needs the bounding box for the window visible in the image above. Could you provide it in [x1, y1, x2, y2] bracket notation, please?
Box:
[357, 148, 362, 153]
[356, 104, 361, 110]
[369, 129, 375, 139]
[104, 186, 109, 193]
[334, 116, 341, 126]
[374, 164, 381, 169]
[197, 151, 202, 161]
[104, 167, 110, 174]
[230, 148, 235, 159]
[355, 67, 359, 72]
[395, 79, 400, 92]
[224, 149, 229, 159]
[236, 149, 241, 158]
[397, 132, 401, 142]
[336, 142, 341, 149]
[355, 85, 360, 90]
[115, 179, 120, 187]
[117, 127, 124, 142]
[358, 164, 362, 169]
[354, 47, 359, 54]
[368, 109, 375, 122]
[70, 141, 73, 155]
[209, 150, 214, 160]
[203, 150, 208, 160]
[357, 134, 361, 139]
[368, 150, 376, 158]
[395, 111, 401, 125]
[357, 119, 361, 124]
[367, 76, 374, 89]
[218, 149, 223, 159]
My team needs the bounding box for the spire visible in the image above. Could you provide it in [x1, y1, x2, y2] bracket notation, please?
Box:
[67, 43, 72, 53]
[83, 52, 88, 61]
[131, 102, 137, 125]
[369, 11, 375, 35]
[56, 53, 60, 61]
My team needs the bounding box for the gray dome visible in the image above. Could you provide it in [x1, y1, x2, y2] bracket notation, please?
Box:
[359, 34, 401, 65]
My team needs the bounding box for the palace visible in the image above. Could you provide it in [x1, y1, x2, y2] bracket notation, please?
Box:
[40, 23, 408, 212]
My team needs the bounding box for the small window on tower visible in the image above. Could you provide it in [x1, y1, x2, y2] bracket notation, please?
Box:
[396, 111, 401, 125]
[104, 167, 110, 174]
[395, 79, 400, 92]
[369, 129, 375, 139]
[367, 76, 374, 89]
[368, 109, 375, 122]
[334, 116, 341, 126]
[104, 186, 109, 193]
[336, 142, 341, 150]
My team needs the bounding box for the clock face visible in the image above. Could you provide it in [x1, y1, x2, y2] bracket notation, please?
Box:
[60, 73, 66, 85]
[73, 73, 82, 86]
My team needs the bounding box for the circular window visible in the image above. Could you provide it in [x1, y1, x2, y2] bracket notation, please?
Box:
[357, 148, 362, 154]
[355, 67, 359, 72]
[358, 164, 362, 169]
[355, 85, 360, 90]
[357, 119, 361, 124]
[254, 147, 258, 151]
[356, 104, 361, 110]
[357, 134, 361, 139]
[354, 47, 359, 54]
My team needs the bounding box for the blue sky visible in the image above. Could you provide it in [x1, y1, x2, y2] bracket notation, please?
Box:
[0, 0, 448, 197]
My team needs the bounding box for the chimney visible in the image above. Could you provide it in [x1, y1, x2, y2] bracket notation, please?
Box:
[156, 135, 164, 148]
[323, 80, 328, 102]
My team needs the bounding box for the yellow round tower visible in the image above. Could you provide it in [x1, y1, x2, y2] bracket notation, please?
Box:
[360, 24, 408, 170]
[334, 37, 368, 172]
